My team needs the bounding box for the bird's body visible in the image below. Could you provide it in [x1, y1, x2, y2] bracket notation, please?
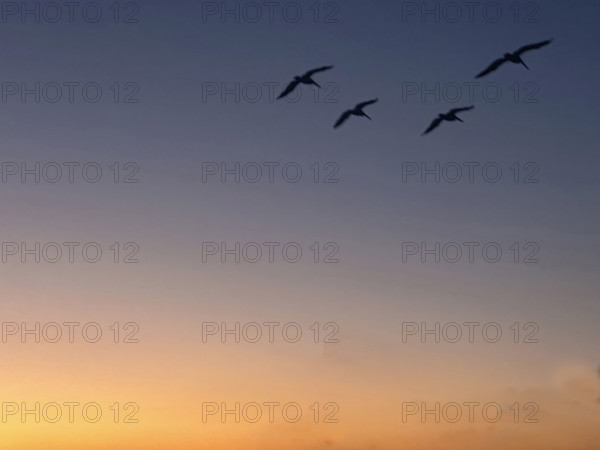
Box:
[422, 106, 474, 135]
[277, 66, 334, 99]
[505, 52, 529, 68]
[476, 39, 553, 78]
[334, 99, 378, 129]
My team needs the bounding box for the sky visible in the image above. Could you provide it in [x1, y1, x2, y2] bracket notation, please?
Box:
[0, 0, 599, 448]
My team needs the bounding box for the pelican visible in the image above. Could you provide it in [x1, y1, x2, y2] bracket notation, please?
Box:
[333, 99, 379, 129]
[476, 39, 553, 78]
[422, 106, 474, 135]
[277, 66, 334, 99]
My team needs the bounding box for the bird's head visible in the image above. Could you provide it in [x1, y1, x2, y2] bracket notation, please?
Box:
[294, 76, 301, 81]
[504, 52, 512, 58]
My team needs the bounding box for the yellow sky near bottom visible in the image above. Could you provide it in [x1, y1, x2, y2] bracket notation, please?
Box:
[1, 362, 599, 450]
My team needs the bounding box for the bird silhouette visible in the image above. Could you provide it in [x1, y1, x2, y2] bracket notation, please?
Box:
[277, 66, 334, 99]
[475, 39, 553, 78]
[334, 99, 379, 129]
[422, 106, 474, 135]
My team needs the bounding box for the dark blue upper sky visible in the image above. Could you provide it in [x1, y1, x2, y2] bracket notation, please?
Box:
[1, 0, 599, 367]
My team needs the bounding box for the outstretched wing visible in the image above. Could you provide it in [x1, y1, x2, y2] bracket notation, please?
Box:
[333, 111, 351, 129]
[515, 39, 553, 56]
[277, 79, 300, 99]
[476, 56, 508, 78]
[422, 117, 443, 136]
[304, 65, 334, 77]
[448, 105, 474, 115]
[356, 98, 378, 109]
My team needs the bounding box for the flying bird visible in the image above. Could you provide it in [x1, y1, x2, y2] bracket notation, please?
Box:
[334, 99, 379, 129]
[422, 106, 474, 135]
[277, 66, 334, 99]
[475, 39, 553, 78]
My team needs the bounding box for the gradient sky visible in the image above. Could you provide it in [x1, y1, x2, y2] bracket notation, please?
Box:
[1, 0, 599, 448]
